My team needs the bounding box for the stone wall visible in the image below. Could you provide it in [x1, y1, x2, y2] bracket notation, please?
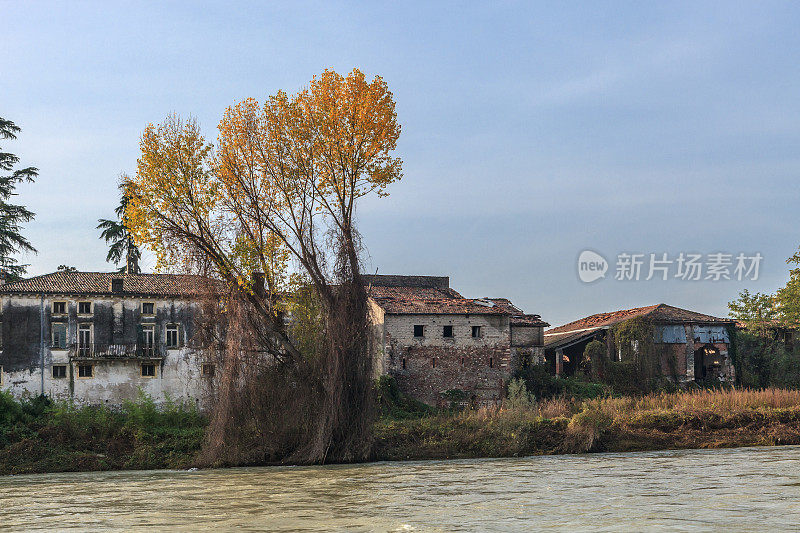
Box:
[381, 313, 512, 406]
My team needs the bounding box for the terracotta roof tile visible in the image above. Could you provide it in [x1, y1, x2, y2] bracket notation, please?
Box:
[545, 304, 733, 337]
[486, 298, 550, 327]
[0, 271, 213, 298]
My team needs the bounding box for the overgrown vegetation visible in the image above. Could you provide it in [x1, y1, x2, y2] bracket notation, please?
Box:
[375, 387, 800, 460]
[4, 387, 800, 474]
[0, 391, 205, 475]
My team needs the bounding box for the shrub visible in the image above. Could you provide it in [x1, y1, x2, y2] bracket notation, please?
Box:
[376, 375, 433, 420]
[505, 378, 535, 411]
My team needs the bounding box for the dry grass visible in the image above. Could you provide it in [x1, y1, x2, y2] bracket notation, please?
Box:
[582, 387, 800, 421]
[374, 388, 800, 461]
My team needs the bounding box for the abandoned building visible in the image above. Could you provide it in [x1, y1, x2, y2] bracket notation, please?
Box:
[0, 271, 215, 406]
[0, 270, 547, 409]
[366, 275, 548, 407]
[543, 304, 736, 382]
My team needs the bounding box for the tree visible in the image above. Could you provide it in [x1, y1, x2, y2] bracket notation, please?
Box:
[97, 179, 141, 273]
[126, 69, 402, 464]
[777, 247, 800, 328]
[57, 265, 77, 272]
[728, 289, 779, 338]
[0, 117, 37, 282]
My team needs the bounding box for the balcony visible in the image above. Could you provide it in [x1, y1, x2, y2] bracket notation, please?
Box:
[69, 343, 165, 361]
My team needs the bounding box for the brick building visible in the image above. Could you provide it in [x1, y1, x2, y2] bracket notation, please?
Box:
[543, 304, 736, 383]
[366, 275, 548, 406]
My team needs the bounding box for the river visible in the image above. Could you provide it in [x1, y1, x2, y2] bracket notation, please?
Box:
[2, 446, 799, 531]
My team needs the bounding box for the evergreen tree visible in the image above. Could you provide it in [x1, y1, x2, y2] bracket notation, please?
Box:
[0, 117, 37, 282]
[97, 179, 141, 273]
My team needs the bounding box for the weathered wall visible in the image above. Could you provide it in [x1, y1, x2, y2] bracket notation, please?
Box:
[380, 313, 512, 406]
[510, 325, 543, 347]
[0, 295, 213, 407]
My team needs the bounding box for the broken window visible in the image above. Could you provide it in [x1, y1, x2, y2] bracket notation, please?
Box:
[78, 301, 92, 315]
[142, 302, 155, 315]
[166, 324, 179, 348]
[202, 363, 215, 377]
[141, 363, 156, 377]
[51, 322, 67, 349]
[77, 364, 93, 378]
[443, 325, 453, 338]
[52, 365, 67, 378]
[472, 326, 481, 338]
[413, 325, 424, 337]
[52, 301, 66, 314]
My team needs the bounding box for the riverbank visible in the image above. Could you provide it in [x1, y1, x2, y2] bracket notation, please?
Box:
[3, 388, 800, 475]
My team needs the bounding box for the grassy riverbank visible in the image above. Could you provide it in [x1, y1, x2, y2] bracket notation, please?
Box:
[374, 388, 800, 460]
[3, 388, 800, 475]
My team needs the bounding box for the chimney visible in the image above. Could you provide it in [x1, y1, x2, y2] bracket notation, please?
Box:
[110, 278, 124, 294]
[125, 251, 139, 274]
[252, 272, 266, 299]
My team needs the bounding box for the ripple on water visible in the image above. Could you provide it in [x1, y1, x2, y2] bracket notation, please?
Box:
[2, 446, 800, 531]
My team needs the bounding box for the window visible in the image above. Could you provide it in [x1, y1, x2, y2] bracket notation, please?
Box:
[413, 325, 424, 337]
[77, 364, 93, 378]
[443, 325, 453, 338]
[460, 357, 465, 366]
[471, 326, 481, 338]
[401, 358, 406, 370]
[489, 357, 493, 368]
[78, 301, 92, 314]
[52, 301, 66, 314]
[51, 322, 67, 349]
[166, 324, 179, 348]
[141, 325, 156, 357]
[78, 324, 92, 357]
[201, 363, 215, 377]
[141, 363, 156, 377]
[52, 365, 67, 378]
[142, 302, 155, 315]
[431, 357, 436, 368]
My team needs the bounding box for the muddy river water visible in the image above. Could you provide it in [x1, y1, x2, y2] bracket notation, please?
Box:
[2, 446, 799, 531]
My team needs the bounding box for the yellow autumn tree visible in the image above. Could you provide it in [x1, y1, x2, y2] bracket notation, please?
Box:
[127, 69, 402, 464]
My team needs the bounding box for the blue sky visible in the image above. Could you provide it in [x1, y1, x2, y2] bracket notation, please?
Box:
[2, 1, 799, 325]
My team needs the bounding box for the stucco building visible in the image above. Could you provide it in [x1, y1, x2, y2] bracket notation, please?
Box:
[0, 271, 215, 407]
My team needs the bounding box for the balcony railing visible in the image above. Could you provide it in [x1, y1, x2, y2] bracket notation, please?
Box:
[69, 343, 165, 360]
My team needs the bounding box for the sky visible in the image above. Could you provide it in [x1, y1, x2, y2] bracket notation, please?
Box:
[2, 1, 799, 326]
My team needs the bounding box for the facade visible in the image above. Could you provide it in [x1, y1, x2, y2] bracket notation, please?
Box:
[544, 304, 736, 383]
[0, 271, 216, 407]
[366, 275, 548, 406]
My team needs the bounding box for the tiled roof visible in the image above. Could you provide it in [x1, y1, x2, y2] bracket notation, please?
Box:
[545, 303, 733, 338]
[0, 271, 213, 297]
[486, 298, 550, 327]
[367, 274, 547, 318]
[368, 278, 505, 315]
